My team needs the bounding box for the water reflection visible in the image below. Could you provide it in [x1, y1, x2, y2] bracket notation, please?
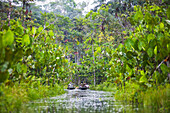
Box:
[27, 89, 154, 113]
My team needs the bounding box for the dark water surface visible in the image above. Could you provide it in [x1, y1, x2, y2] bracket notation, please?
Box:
[26, 89, 156, 113]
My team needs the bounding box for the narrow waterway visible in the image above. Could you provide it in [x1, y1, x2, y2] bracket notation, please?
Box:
[27, 89, 154, 113]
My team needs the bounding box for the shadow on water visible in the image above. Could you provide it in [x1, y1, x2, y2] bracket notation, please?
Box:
[26, 89, 157, 113]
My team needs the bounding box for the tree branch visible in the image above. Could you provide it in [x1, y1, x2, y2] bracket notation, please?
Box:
[149, 56, 169, 81]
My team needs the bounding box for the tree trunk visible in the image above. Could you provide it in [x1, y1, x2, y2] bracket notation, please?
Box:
[77, 47, 79, 65]
[92, 42, 96, 86]
[22, 0, 25, 27]
[8, 0, 12, 25]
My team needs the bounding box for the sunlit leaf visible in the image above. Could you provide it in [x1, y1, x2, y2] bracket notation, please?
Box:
[134, 9, 143, 21]
[22, 34, 30, 46]
[139, 71, 147, 83]
[2, 30, 14, 47]
[94, 51, 97, 57]
[49, 30, 54, 37]
[46, 36, 50, 43]
[16, 63, 22, 73]
[97, 47, 101, 52]
[159, 22, 164, 31]
[22, 64, 27, 73]
[38, 26, 43, 33]
[167, 44, 170, 53]
[77, 41, 79, 45]
[154, 46, 157, 55]
[147, 33, 154, 43]
[32, 27, 36, 34]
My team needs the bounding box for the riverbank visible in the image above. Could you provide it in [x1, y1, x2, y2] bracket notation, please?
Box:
[0, 81, 65, 113]
[90, 82, 117, 92]
[91, 82, 170, 112]
[115, 83, 170, 112]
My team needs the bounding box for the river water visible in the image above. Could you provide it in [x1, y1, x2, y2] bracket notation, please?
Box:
[26, 89, 154, 113]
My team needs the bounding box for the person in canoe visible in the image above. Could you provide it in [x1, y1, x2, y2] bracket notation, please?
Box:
[85, 84, 89, 89]
[67, 82, 75, 89]
[79, 82, 89, 90]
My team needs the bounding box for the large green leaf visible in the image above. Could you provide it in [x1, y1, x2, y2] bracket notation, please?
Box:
[134, 9, 143, 22]
[145, 12, 151, 23]
[159, 22, 164, 31]
[16, 63, 22, 73]
[139, 71, 147, 83]
[147, 33, 155, 43]
[46, 36, 50, 43]
[49, 30, 54, 37]
[97, 46, 101, 53]
[160, 64, 169, 74]
[22, 64, 27, 73]
[2, 30, 14, 47]
[138, 41, 145, 51]
[125, 39, 134, 51]
[157, 33, 164, 40]
[32, 27, 37, 34]
[147, 48, 153, 57]
[38, 26, 43, 33]
[22, 34, 30, 46]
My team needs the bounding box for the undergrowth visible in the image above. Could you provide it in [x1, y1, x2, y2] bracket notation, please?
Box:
[0, 81, 65, 113]
[115, 82, 170, 112]
[90, 82, 117, 92]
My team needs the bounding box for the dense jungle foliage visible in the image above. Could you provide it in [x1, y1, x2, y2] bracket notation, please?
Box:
[0, 0, 170, 112]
